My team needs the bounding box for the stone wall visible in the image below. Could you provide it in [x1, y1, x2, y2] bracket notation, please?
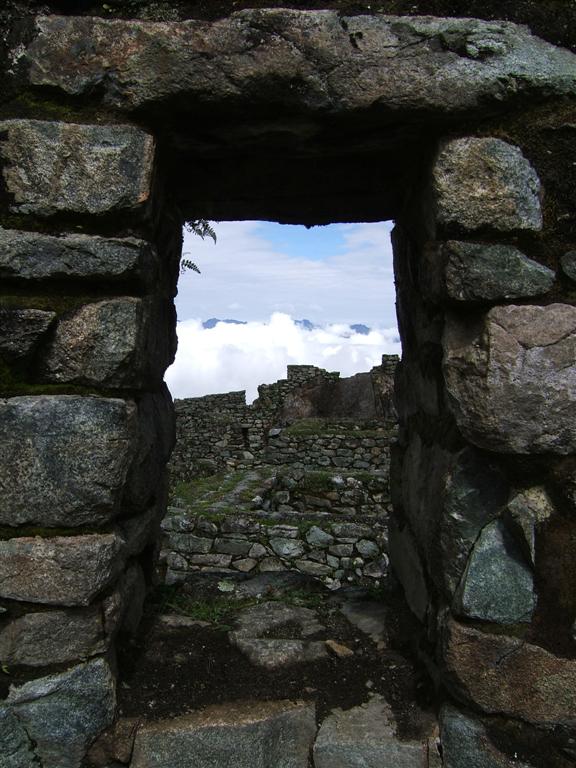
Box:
[1, 6, 576, 766]
[169, 360, 397, 482]
[162, 468, 390, 588]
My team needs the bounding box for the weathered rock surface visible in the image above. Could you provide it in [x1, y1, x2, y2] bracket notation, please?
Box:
[0, 308, 56, 361]
[0, 532, 126, 606]
[0, 607, 106, 667]
[443, 304, 576, 454]
[23, 14, 576, 115]
[6, 657, 116, 768]
[0, 706, 37, 767]
[0, 396, 137, 527]
[439, 448, 510, 598]
[0, 228, 158, 286]
[314, 694, 428, 768]
[433, 138, 542, 232]
[0, 119, 154, 216]
[130, 700, 316, 768]
[230, 601, 327, 669]
[439, 241, 554, 302]
[453, 519, 535, 624]
[440, 705, 533, 768]
[43, 298, 175, 389]
[443, 619, 576, 725]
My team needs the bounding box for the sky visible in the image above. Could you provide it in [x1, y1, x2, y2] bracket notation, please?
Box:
[165, 220, 401, 402]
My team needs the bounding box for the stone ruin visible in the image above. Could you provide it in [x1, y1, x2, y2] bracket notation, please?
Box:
[0, 2, 576, 767]
[163, 360, 397, 587]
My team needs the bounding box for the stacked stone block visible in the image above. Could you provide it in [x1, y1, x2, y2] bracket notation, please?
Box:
[391, 135, 576, 765]
[0, 119, 178, 766]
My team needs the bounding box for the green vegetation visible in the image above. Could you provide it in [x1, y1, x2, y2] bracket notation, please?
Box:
[284, 418, 387, 439]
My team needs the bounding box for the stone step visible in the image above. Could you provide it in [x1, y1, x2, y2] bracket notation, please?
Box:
[129, 700, 316, 768]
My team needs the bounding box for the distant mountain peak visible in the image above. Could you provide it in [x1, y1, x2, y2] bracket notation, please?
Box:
[203, 318, 247, 329]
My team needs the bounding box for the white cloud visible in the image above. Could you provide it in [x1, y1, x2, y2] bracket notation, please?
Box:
[176, 220, 397, 328]
[165, 313, 401, 402]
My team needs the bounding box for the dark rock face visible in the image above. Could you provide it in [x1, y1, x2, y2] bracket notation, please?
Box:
[443, 304, 576, 454]
[0, 396, 137, 528]
[0, 228, 159, 286]
[438, 241, 554, 303]
[453, 518, 535, 624]
[0, 120, 155, 217]
[6, 658, 116, 768]
[0, 308, 56, 360]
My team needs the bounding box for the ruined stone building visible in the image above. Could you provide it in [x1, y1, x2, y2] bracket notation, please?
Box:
[0, 1, 576, 766]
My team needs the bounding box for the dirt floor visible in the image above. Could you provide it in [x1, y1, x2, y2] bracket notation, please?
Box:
[116, 574, 436, 739]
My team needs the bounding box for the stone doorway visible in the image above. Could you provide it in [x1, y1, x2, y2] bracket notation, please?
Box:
[1, 7, 576, 767]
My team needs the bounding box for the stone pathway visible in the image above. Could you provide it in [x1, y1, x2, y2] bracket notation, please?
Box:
[95, 573, 439, 768]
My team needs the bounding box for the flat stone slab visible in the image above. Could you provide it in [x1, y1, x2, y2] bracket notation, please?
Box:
[130, 700, 316, 768]
[229, 601, 328, 669]
[23, 14, 576, 114]
[314, 694, 428, 768]
[0, 532, 126, 606]
[340, 600, 388, 647]
[0, 227, 158, 286]
[0, 119, 154, 217]
[0, 395, 137, 527]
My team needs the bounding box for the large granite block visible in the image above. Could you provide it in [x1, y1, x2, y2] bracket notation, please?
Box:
[23, 14, 576, 114]
[433, 138, 542, 232]
[0, 532, 126, 606]
[443, 304, 576, 453]
[0, 228, 159, 286]
[443, 619, 576, 726]
[42, 298, 176, 389]
[0, 396, 136, 528]
[6, 658, 116, 768]
[0, 119, 154, 216]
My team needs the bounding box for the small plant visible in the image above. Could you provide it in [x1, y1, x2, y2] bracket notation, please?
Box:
[181, 219, 217, 275]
